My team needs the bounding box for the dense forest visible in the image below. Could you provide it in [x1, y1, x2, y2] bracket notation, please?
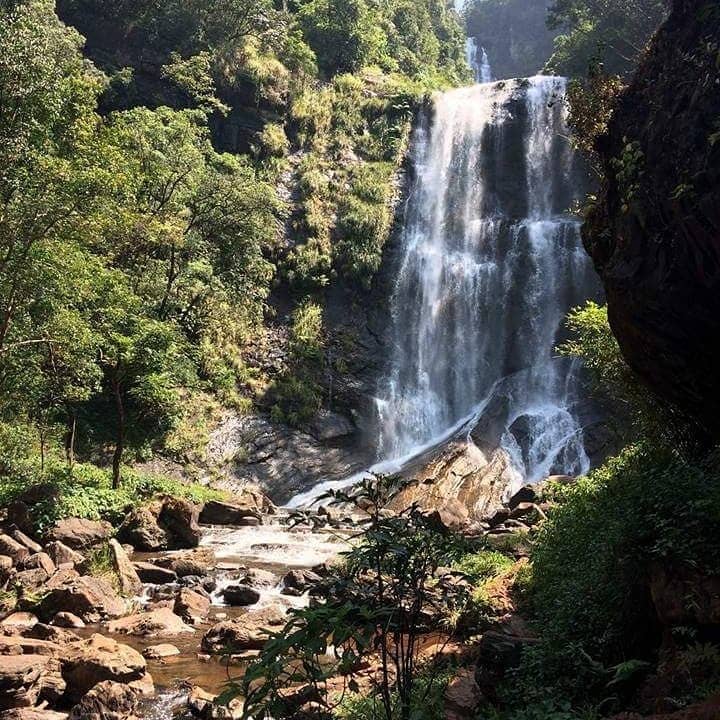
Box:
[1, 1, 719, 719]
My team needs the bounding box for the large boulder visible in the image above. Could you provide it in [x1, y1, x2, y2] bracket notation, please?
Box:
[46, 518, 111, 549]
[1, 612, 38, 633]
[104, 607, 194, 637]
[20, 552, 56, 576]
[0, 655, 65, 710]
[202, 606, 287, 653]
[444, 667, 482, 720]
[45, 541, 85, 569]
[0, 533, 29, 565]
[173, 588, 210, 624]
[158, 496, 201, 548]
[38, 576, 127, 623]
[199, 499, 261, 526]
[108, 539, 142, 596]
[118, 497, 200, 551]
[4, 710, 69, 720]
[153, 547, 215, 578]
[132, 561, 177, 585]
[117, 505, 168, 552]
[221, 584, 260, 606]
[61, 633, 148, 701]
[9, 528, 42, 555]
[68, 679, 138, 720]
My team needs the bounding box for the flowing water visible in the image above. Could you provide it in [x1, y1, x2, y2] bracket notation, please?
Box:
[374, 76, 598, 485]
[466, 38, 493, 83]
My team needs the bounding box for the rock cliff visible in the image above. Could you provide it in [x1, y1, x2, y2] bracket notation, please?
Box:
[584, 0, 720, 438]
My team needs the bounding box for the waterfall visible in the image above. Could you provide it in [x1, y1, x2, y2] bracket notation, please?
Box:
[375, 76, 599, 484]
[465, 38, 494, 83]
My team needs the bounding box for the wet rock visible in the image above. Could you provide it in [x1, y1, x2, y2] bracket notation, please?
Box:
[38, 576, 127, 623]
[69, 679, 138, 720]
[187, 685, 244, 719]
[0, 533, 29, 564]
[281, 569, 322, 595]
[174, 588, 211, 623]
[45, 541, 85, 569]
[444, 667, 482, 720]
[202, 606, 287, 653]
[199, 499, 261, 526]
[20, 552, 56, 575]
[132, 561, 177, 585]
[1, 612, 38, 633]
[178, 575, 217, 593]
[51, 612, 86, 629]
[105, 607, 194, 636]
[142, 643, 180, 659]
[108, 539, 142, 597]
[236, 567, 277, 588]
[61, 633, 148, 701]
[221, 584, 260, 606]
[153, 548, 215, 578]
[46, 518, 111, 549]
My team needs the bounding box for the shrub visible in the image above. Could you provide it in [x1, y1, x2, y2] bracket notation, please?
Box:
[455, 550, 513, 582]
[530, 445, 720, 664]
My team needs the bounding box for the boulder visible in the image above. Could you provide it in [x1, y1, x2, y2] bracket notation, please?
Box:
[68, 679, 138, 720]
[9, 529, 42, 555]
[0, 655, 50, 710]
[0, 533, 29, 564]
[237, 567, 277, 588]
[20, 552, 56, 576]
[221, 584, 260, 606]
[4, 709, 69, 720]
[0, 634, 63, 656]
[307, 410, 355, 442]
[119, 497, 201, 551]
[173, 588, 210, 623]
[142, 643, 180, 659]
[199, 499, 262, 526]
[202, 606, 287, 653]
[158, 497, 201, 549]
[108, 539, 142, 597]
[45, 541, 85, 568]
[45, 566, 80, 589]
[132, 561, 177, 585]
[61, 633, 147, 701]
[25, 623, 81, 645]
[486, 507, 511, 528]
[444, 667, 482, 720]
[13, 567, 50, 590]
[38, 576, 127, 623]
[117, 505, 168, 552]
[46, 518, 111, 549]
[105, 607, 194, 636]
[282, 569, 322, 595]
[507, 485, 539, 510]
[153, 548, 215, 578]
[51, 612, 85, 629]
[1, 612, 38, 632]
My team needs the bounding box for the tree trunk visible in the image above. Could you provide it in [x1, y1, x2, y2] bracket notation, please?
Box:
[111, 370, 125, 490]
[65, 411, 76, 468]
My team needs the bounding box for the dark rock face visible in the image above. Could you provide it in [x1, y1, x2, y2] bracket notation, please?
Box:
[584, 0, 720, 438]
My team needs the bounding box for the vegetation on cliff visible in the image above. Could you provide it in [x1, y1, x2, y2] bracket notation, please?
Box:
[0, 0, 468, 492]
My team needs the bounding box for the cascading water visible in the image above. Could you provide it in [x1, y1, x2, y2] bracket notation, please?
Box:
[466, 38, 494, 84]
[375, 76, 599, 485]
